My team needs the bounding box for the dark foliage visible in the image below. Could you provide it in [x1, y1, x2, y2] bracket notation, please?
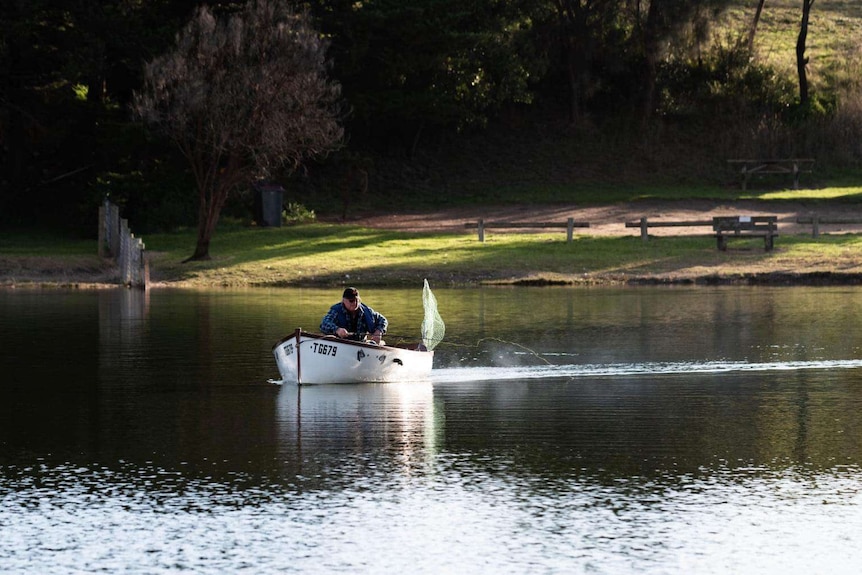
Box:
[1, 0, 857, 236]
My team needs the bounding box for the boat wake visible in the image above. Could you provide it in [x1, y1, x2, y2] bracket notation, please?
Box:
[431, 358, 862, 383]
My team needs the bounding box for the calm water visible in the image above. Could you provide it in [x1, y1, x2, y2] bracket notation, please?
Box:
[2, 286, 862, 574]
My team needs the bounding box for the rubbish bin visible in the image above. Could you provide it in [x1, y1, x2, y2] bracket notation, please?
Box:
[253, 183, 284, 227]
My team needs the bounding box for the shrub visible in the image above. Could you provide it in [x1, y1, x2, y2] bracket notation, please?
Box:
[282, 202, 316, 224]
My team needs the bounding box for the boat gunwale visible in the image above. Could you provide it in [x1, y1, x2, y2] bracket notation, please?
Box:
[272, 330, 429, 354]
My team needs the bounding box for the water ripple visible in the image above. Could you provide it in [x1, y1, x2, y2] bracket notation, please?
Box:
[2, 461, 861, 574]
[432, 359, 862, 383]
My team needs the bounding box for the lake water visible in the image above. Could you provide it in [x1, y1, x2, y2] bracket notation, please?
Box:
[2, 286, 862, 574]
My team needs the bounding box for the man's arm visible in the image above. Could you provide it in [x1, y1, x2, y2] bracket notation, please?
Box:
[320, 305, 341, 334]
[372, 310, 388, 334]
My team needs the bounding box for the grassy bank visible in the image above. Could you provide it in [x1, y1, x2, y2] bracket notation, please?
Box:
[6, 223, 856, 289]
[138, 221, 862, 287]
[139, 183, 862, 288]
[5, 182, 862, 288]
[5, 222, 862, 289]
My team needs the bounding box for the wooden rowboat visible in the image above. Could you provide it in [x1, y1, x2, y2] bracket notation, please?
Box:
[272, 329, 434, 385]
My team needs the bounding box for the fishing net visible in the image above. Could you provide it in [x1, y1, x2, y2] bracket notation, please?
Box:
[421, 279, 445, 350]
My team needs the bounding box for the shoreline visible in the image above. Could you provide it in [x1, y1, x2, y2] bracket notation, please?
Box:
[5, 199, 862, 289]
[6, 269, 862, 290]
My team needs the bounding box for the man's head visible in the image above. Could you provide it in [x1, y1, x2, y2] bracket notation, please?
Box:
[342, 287, 360, 311]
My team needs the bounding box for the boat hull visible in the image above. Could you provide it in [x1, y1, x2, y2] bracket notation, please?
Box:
[272, 330, 433, 384]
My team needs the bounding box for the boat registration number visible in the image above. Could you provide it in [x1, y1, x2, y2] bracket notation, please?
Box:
[312, 342, 338, 357]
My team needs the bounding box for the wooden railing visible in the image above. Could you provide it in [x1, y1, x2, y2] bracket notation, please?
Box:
[624, 218, 713, 242]
[465, 218, 590, 243]
[796, 215, 862, 238]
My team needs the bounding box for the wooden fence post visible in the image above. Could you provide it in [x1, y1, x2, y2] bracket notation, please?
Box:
[109, 203, 121, 258]
[566, 217, 574, 243]
[99, 201, 147, 289]
[478, 219, 485, 243]
[98, 201, 107, 258]
[640, 217, 649, 242]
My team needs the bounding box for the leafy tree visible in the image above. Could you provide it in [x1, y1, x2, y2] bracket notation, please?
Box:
[134, 0, 343, 261]
[310, 0, 540, 154]
[629, 0, 734, 123]
[526, 0, 735, 126]
[0, 0, 186, 227]
[543, 0, 622, 125]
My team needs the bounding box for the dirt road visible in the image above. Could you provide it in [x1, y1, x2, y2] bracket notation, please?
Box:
[347, 199, 861, 237]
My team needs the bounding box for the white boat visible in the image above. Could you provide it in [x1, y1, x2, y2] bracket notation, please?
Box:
[272, 329, 434, 385]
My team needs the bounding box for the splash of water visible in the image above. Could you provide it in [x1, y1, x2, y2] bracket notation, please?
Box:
[431, 358, 862, 383]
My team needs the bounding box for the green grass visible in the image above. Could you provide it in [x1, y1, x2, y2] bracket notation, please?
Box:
[139, 218, 862, 287]
[6, 172, 862, 288]
[6, 204, 862, 287]
[0, 230, 97, 256]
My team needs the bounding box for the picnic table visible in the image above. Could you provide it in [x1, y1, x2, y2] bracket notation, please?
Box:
[727, 159, 815, 190]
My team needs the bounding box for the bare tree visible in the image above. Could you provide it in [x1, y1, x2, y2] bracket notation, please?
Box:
[796, 0, 814, 106]
[134, 0, 343, 261]
[747, 0, 766, 52]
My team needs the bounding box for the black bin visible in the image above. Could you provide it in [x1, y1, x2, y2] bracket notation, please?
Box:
[253, 183, 284, 227]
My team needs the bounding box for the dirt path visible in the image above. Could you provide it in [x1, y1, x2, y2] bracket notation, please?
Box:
[346, 199, 861, 237]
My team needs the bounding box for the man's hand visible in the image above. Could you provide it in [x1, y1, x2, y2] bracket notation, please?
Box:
[335, 327, 350, 338]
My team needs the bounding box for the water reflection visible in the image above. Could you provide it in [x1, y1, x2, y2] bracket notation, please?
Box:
[3, 286, 862, 573]
[275, 382, 441, 485]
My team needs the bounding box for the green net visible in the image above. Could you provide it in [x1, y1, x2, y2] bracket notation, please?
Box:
[421, 279, 445, 350]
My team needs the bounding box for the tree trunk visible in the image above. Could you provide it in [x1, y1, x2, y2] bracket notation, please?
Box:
[183, 150, 245, 262]
[639, 0, 663, 127]
[748, 0, 766, 52]
[185, 195, 215, 262]
[557, 0, 590, 126]
[186, 220, 215, 262]
[184, 177, 231, 262]
[796, 0, 814, 106]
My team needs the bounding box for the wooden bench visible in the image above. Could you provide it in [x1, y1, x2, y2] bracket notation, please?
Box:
[796, 215, 862, 237]
[713, 216, 778, 251]
[727, 159, 815, 190]
[625, 217, 713, 242]
[465, 218, 590, 243]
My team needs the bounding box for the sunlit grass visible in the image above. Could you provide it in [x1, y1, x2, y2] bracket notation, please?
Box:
[749, 186, 862, 201]
[453, 178, 862, 206]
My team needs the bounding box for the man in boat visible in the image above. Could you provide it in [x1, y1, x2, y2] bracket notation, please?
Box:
[320, 287, 388, 344]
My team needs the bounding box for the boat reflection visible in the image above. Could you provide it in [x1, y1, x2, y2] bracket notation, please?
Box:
[275, 382, 440, 483]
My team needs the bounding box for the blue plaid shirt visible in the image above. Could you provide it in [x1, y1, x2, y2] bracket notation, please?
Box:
[320, 302, 388, 340]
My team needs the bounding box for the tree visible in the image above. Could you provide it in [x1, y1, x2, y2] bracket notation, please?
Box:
[551, 0, 619, 126]
[631, 0, 732, 124]
[0, 0, 175, 225]
[134, 0, 343, 261]
[309, 0, 540, 154]
[796, 0, 814, 106]
[747, 0, 766, 52]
